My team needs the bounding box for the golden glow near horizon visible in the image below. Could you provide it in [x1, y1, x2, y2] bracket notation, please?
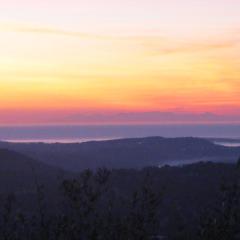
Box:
[0, 0, 240, 124]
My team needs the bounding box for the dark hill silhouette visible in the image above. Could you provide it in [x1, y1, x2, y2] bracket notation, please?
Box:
[0, 148, 55, 173]
[0, 137, 240, 171]
[0, 149, 64, 194]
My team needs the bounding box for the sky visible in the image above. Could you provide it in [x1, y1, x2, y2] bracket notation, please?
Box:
[0, 0, 239, 125]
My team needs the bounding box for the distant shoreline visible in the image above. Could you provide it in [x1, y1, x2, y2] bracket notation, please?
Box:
[1, 136, 240, 147]
[1, 137, 119, 144]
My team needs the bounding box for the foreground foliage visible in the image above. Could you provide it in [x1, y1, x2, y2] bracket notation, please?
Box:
[0, 169, 161, 240]
[0, 162, 240, 239]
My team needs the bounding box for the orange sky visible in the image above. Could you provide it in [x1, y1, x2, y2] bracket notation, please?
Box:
[0, 0, 239, 124]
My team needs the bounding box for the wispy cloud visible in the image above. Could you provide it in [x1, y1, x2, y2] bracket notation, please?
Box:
[142, 39, 240, 56]
[0, 23, 109, 39]
[1, 22, 238, 56]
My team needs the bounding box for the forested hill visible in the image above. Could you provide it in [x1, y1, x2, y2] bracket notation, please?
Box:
[0, 148, 240, 239]
[0, 137, 239, 171]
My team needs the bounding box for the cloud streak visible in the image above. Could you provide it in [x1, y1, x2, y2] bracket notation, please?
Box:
[1, 22, 238, 54]
[142, 39, 240, 56]
[0, 23, 110, 39]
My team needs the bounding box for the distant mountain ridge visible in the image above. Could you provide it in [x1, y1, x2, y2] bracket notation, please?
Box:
[0, 137, 239, 171]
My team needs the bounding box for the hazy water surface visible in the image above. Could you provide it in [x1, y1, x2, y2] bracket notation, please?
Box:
[0, 124, 240, 143]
